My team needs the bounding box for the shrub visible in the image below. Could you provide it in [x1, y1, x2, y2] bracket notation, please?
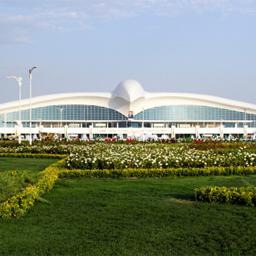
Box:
[195, 186, 256, 207]
[0, 153, 65, 159]
[59, 166, 256, 179]
[0, 160, 63, 218]
[0, 171, 38, 203]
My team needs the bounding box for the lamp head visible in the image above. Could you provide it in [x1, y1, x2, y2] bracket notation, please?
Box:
[7, 76, 23, 85]
[29, 66, 37, 75]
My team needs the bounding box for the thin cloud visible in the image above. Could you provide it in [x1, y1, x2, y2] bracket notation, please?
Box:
[0, 0, 256, 44]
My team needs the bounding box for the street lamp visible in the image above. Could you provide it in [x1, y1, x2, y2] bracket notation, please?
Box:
[6, 76, 23, 144]
[57, 107, 64, 140]
[142, 107, 145, 128]
[29, 66, 37, 145]
[58, 107, 64, 127]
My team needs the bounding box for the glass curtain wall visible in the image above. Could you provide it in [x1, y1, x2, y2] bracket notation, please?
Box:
[2, 105, 127, 127]
[134, 105, 256, 127]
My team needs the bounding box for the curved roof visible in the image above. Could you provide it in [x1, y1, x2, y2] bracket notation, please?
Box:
[0, 92, 111, 113]
[112, 80, 145, 102]
[144, 92, 256, 114]
[0, 80, 256, 116]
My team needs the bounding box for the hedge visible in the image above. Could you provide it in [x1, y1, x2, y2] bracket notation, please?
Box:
[0, 153, 66, 159]
[59, 166, 256, 179]
[195, 186, 256, 207]
[0, 160, 63, 218]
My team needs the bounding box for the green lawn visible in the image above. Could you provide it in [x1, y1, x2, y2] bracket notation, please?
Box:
[0, 157, 57, 172]
[0, 157, 57, 202]
[1, 175, 256, 255]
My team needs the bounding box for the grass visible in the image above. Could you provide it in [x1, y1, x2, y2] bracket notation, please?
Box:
[0, 157, 57, 202]
[0, 157, 57, 172]
[1, 175, 256, 255]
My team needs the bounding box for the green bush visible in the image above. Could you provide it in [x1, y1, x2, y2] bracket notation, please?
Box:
[195, 186, 256, 206]
[59, 166, 256, 179]
[0, 171, 38, 203]
[189, 141, 256, 151]
[0, 160, 62, 218]
[0, 153, 65, 159]
[0, 140, 23, 148]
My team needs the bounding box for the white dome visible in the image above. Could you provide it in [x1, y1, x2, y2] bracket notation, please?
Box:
[112, 80, 145, 102]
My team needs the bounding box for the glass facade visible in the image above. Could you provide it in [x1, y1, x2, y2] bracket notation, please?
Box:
[134, 105, 256, 127]
[1, 104, 256, 128]
[0, 114, 4, 128]
[0, 105, 127, 127]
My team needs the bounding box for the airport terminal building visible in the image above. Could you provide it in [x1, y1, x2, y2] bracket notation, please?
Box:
[0, 80, 256, 140]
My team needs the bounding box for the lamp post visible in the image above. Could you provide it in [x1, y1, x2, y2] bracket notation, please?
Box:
[244, 109, 247, 140]
[6, 76, 23, 144]
[59, 107, 64, 127]
[29, 66, 37, 145]
[58, 107, 64, 140]
[142, 107, 145, 128]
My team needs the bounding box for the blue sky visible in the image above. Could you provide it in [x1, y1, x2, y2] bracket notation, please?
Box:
[0, 0, 256, 104]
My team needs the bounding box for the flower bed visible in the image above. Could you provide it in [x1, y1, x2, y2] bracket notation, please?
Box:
[65, 144, 256, 170]
[0, 145, 71, 154]
[195, 186, 256, 206]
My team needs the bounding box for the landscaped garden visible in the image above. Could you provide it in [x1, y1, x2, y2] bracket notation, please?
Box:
[0, 140, 256, 255]
[0, 157, 57, 204]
